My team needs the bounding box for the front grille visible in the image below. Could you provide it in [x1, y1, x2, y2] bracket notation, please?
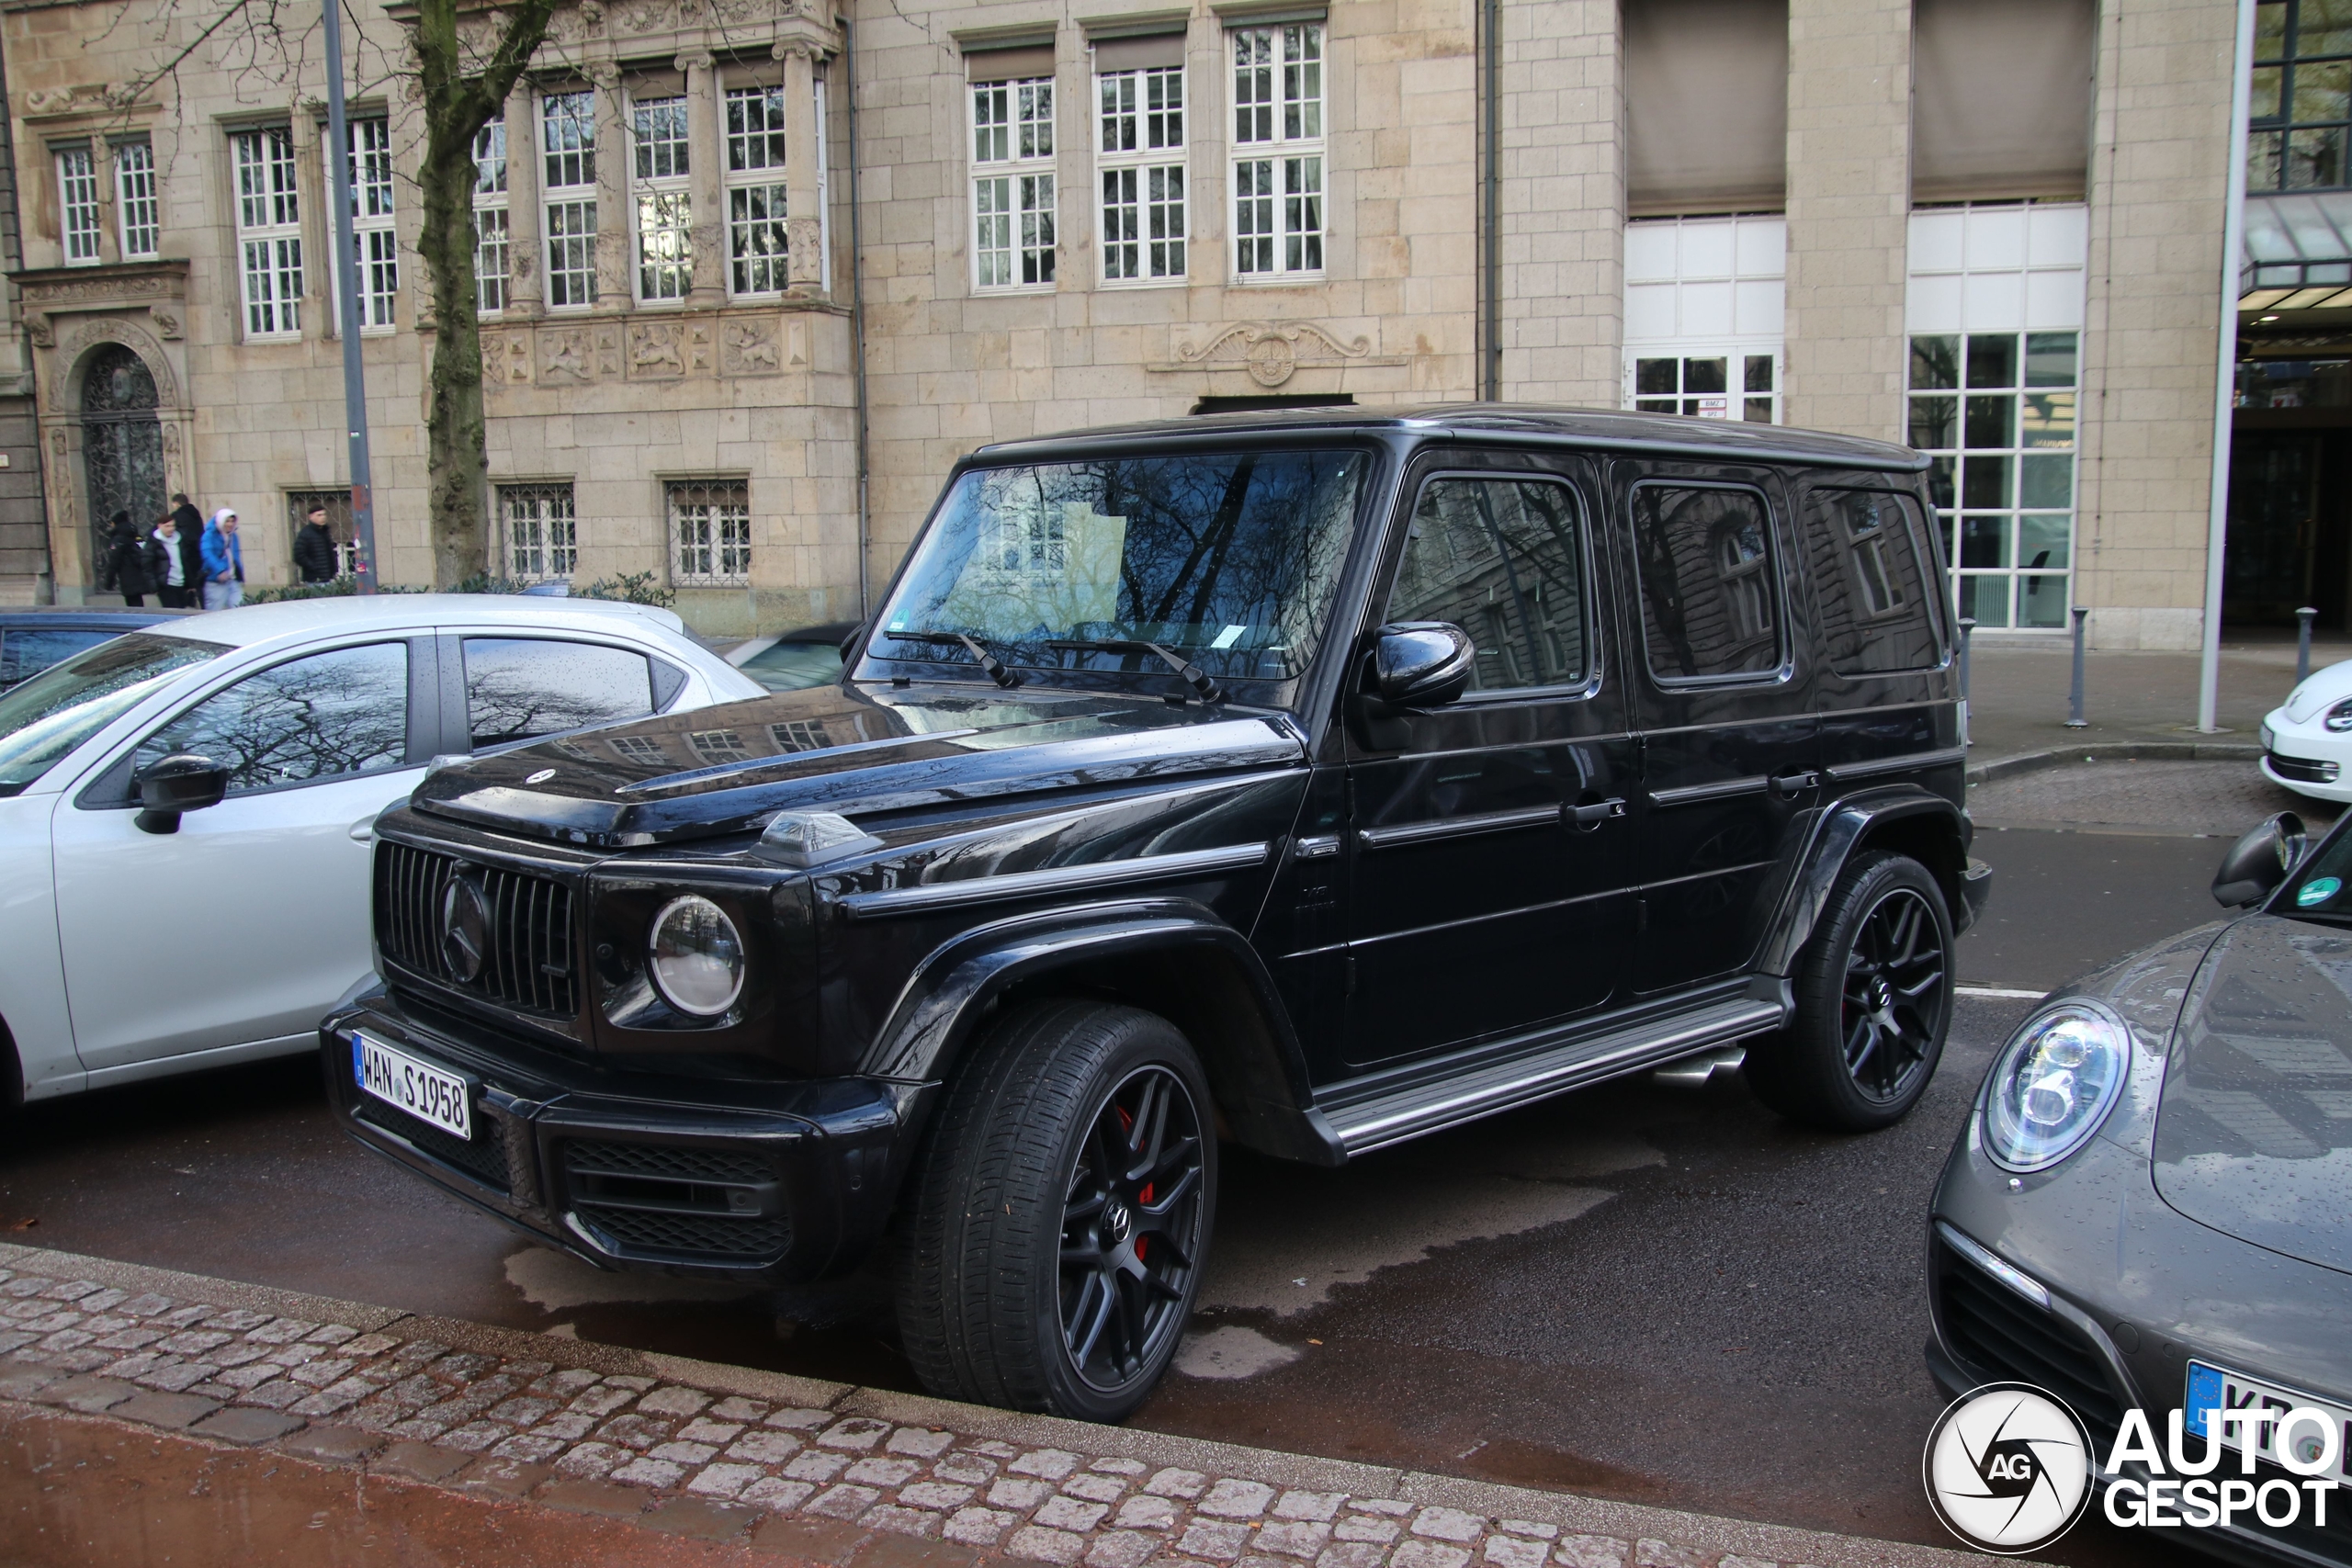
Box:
[2267, 750, 2340, 784]
[1937, 1242, 2122, 1438]
[566, 1140, 773, 1185]
[561, 1139, 788, 1262]
[572, 1204, 791, 1258]
[355, 1093, 511, 1193]
[376, 840, 576, 1016]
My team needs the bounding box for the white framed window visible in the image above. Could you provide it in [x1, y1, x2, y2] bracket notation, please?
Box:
[500, 483, 577, 582]
[1096, 42, 1186, 285]
[541, 89, 598, 310]
[630, 93, 692, 302]
[232, 127, 303, 339]
[114, 141, 159, 259]
[1229, 23, 1323, 280]
[668, 479, 752, 586]
[1905, 202, 2087, 632]
[971, 74, 1057, 291]
[1622, 215, 1786, 423]
[327, 117, 399, 332]
[473, 113, 509, 314]
[57, 144, 102, 265]
[724, 82, 790, 297]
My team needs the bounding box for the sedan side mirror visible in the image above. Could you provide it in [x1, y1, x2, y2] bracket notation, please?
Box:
[2213, 810, 2308, 908]
[1367, 622, 1476, 709]
[135, 753, 230, 835]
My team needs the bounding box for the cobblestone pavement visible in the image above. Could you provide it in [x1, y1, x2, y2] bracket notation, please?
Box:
[0, 1250, 1993, 1568]
[1968, 757, 2337, 836]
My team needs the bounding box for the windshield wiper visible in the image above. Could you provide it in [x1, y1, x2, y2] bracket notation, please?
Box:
[1048, 639, 1224, 704]
[880, 629, 1023, 690]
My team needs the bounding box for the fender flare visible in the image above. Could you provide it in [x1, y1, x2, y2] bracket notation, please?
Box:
[858, 897, 1345, 1168]
[1756, 785, 1972, 977]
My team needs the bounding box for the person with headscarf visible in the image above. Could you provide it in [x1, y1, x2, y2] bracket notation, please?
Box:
[102, 511, 152, 607]
[199, 506, 243, 610]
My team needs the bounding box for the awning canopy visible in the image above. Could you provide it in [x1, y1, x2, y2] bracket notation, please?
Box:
[2242, 192, 2352, 312]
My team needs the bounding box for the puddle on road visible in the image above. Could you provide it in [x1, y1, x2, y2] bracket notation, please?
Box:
[1173, 1325, 1303, 1380]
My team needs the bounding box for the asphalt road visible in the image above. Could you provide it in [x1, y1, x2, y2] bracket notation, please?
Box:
[2, 770, 2268, 1567]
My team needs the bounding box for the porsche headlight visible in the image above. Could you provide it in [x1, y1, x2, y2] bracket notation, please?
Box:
[1983, 1001, 2131, 1172]
[647, 896, 744, 1017]
[2325, 697, 2352, 733]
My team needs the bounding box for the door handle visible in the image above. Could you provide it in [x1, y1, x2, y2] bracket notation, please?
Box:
[1767, 769, 1820, 801]
[1566, 796, 1626, 830]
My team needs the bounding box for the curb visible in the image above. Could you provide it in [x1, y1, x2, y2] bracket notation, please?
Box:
[0, 1241, 2006, 1568]
[1964, 739, 2263, 788]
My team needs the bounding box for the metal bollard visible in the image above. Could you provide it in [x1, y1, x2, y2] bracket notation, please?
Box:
[2299, 605, 2318, 686]
[2066, 606, 2090, 729]
[1957, 617, 1977, 747]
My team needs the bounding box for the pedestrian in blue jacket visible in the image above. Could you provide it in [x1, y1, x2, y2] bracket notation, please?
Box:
[200, 508, 243, 610]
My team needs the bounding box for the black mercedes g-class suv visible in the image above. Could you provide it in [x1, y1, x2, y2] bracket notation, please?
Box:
[328, 405, 1989, 1421]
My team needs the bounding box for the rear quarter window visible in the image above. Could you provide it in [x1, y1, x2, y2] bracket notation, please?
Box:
[1804, 488, 1943, 676]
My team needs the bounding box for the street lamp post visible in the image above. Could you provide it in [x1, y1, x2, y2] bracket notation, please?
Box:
[322, 0, 378, 594]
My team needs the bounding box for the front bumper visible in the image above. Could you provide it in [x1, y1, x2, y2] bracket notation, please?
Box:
[322, 986, 918, 1284]
[1928, 1130, 2352, 1567]
[2259, 715, 2352, 802]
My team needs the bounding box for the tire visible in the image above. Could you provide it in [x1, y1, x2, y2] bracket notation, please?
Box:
[895, 999, 1216, 1421]
[1745, 850, 1953, 1132]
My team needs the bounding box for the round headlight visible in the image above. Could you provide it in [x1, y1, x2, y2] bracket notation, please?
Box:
[647, 896, 744, 1017]
[2325, 698, 2352, 733]
[1982, 1001, 2131, 1172]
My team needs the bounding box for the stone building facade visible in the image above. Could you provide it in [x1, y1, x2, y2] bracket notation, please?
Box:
[0, 0, 2248, 648]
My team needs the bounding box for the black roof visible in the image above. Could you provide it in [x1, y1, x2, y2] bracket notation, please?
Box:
[975, 402, 1929, 474]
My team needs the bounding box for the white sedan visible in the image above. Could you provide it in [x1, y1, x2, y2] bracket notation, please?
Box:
[2262, 659, 2352, 803]
[0, 595, 763, 1110]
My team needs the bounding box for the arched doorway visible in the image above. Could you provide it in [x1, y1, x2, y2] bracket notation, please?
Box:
[80, 344, 165, 569]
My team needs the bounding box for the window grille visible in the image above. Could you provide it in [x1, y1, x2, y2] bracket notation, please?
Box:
[115, 141, 159, 259]
[668, 479, 752, 586]
[233, 127, 303, 338]
[541, 91, 598, 309]
[771, 719, 831, 752]
[57, 145, 103, 265]
[631, 95, 693, 301]
[474, 114, 509, 313]
[1098, 62, 1185, 283]
[500, 483, 578, 582]
[725, 84, 791, 296]
[1908, 331, 2078, 630]
[972, 76, 1056, 290]
[2251, 0, 2352, 191]
[608, 734, 671, 765]
[1229, 24, 1322, 278]
[689, 729, 750, 763]
[288, 490, 358, 579]
[331, 118, 399, 330]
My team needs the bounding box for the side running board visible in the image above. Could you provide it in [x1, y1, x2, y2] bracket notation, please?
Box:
[1318, 996, 1788, 1156]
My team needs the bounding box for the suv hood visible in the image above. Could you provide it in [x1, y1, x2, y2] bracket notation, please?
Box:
[2153, 916, 2352, 1276]
[411, 682, 1307, 848]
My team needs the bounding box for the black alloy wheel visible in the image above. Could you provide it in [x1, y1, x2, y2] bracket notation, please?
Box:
[1839, 886, 1947, 1103]
[1747, 850, 1954, 1132]
[1058, 1065, 1207, 1392]
[896, 999, 1217, 1421]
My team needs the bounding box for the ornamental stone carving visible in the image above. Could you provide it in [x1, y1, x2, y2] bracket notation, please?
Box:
[541, 328, 594, 385]
[51, 321, 179, 409]
[629, 321, 686, 378]
[721, 318, 780, 376]
[1158, 321, 1393, 388]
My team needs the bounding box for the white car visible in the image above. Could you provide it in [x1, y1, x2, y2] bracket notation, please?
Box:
[0, 595, 763, 1110]
[2262, 658, 2352, 803]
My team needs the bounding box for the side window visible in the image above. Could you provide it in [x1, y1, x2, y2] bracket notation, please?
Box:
[2, 628, 118, 687]
[1388, 477, 1589, 694]
[134, 642, 409, 794]
[1630, 484, 1781, 682]
[464, 637, 654, 749]
[1807, 489, 1941, 675]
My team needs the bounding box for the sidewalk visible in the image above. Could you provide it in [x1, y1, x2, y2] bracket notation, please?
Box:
[0, 1243, 1998, 1568]
[1962, 635, 2345, 762]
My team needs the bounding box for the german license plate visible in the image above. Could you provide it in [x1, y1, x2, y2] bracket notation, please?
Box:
[353, 1033, 471, 1141]
[2186, 1359, 2352, 1482]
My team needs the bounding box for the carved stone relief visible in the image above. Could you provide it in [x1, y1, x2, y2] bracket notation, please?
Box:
[50, 320, 181, 409]
[721, 317, 780, 376]
[629, 321, 686, 378]
[1156, 322, 1398, 388]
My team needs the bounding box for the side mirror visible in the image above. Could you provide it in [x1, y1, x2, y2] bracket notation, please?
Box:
[2213, 811, 2308, 908]
[134, 753, 230, 835]
[1366, 622, 1476, 709]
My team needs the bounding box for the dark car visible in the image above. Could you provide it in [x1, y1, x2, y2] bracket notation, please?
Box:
[1928, 813, 2352, 1567]
[0, 608, 184, 690]
[326, 404, 1991, 1420]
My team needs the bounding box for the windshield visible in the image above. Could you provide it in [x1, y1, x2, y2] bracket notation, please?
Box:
[0, 633, 225, 796]
[870, 449, 1368, 687]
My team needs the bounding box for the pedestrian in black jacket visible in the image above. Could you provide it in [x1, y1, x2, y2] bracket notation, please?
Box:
[169, 493, 205, 598]
[144, 513, 190, 607]
[292, 504, 339, 583]
[102, 511, 152, 606]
